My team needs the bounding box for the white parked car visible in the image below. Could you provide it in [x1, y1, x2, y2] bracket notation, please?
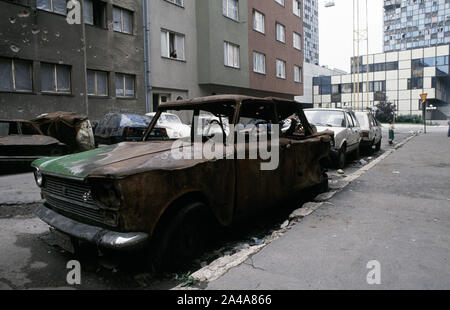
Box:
[355, 111, 382, 153]
[304, 108, 361, 169]
[146, 112, 191, 139]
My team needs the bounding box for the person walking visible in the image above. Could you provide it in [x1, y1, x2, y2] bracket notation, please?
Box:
[447, 117, 450, 137]
[388, 121, 395, 145]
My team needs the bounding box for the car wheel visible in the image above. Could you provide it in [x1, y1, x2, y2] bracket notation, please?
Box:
[375, 139, 381, 152]
[336, 146, 346, 169]
[148, 202, 212, 272]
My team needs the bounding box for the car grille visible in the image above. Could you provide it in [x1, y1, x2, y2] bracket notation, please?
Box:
[42, 175, 112, 227]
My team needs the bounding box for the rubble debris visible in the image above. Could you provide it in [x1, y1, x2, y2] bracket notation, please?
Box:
[280, 220, 289, 229]
[337, 169, 345, 175]
[359, 159, 368, 165]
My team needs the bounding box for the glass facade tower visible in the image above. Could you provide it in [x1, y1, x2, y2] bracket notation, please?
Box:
[384, 0, 450, 52]
[303, 0, 319, 64]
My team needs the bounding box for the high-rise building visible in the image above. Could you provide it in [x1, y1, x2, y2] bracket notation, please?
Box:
[303, 0, 319, 64]
[384, 0, 450, 53]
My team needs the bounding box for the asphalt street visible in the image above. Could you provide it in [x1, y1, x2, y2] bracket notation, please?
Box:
[0, 123, 446, 289]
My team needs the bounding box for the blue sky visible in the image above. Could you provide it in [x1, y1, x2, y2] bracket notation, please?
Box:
[319, 0, 384, 72]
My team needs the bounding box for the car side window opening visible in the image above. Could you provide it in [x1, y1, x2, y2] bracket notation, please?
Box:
[0, 122, 10, 136]
[346, 113, 354, 128]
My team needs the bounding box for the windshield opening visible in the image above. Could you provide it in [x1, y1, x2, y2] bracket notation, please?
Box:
[304, 110, 347, 128]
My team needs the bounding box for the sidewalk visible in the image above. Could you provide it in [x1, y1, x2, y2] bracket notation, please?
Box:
[206, 129, 450, 290]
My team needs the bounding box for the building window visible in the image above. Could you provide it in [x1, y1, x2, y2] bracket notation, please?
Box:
[0, 58, 32, 92]
[166, 0, 184, 7]
[223, 0, 239, 21]
[41, 63, 71, 94]
[293, 0, 301, 17]
[161, 30, 185, 61]
[87, 70, 108, 96]
[37, 0, 67, 15]
[253, 52, 266, 74]
[115, 73, 135, 98]
[84, 0, 106, 28]
[253, 10, 265, 34]
[293, 32, 302, 50]
[276, 23, 286, 43]
[294, 65, 302, 83]
[276, 59, 286, 79]
[275, 0, 285, 6]
[113, 6, 133, 34]
[224, 42, 240, 69]
[407, 77, 423, 90]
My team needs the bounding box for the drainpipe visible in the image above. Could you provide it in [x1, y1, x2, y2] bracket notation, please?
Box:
[142, 0, 151, 113]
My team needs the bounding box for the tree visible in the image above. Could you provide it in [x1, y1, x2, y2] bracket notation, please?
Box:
[375, 101, 395, 123]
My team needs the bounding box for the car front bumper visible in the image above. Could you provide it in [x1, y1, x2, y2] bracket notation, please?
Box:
[35, 204, 150, 251]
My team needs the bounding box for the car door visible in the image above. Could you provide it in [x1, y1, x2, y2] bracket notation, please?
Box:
[350, 112, 361, 146]
[345, 112, 358, 152]
[370, 114, 382, 143]
[234, 101, 293, 219]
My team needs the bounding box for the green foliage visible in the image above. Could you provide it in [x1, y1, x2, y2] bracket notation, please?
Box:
[375, 102, 395, 123]
[395, 115, 424, 124]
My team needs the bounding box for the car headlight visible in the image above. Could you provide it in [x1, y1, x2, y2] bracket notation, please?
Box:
[34, 168, 44, 187]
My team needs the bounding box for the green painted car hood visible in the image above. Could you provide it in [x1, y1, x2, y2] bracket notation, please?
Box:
[32, 141, 177, 179]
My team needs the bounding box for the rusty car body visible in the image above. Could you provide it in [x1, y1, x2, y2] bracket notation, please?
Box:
[0, 119, 68, 172]
[32, 95, 333, 269]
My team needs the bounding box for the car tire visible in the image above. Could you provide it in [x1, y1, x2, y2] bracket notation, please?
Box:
[375, 139, 381, 152]
[336, 146, 346, 169]
[148, 202, 213, 272]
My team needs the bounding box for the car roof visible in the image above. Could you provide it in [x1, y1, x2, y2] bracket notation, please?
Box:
[304, 108, 348, 112]
[158, 95, 298, 108]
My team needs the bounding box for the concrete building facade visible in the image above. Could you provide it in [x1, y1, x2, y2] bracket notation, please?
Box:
[147, 0, 304, 112]
[0, 0, 146, 120]
[384, 0, 450, 52]
[313, 44, 450, 119]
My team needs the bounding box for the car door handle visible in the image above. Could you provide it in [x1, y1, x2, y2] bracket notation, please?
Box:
[282, 144, 292, 150]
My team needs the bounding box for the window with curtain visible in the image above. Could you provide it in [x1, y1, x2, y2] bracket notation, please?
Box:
[37, 0, 67, 15]
[115, 73, 135, 98]
[41, 63, 71, 93]
[276, 59, 286, 79]
[293, 32, 301, 50]
[253, 52, 266, 74]
[161, 30, 185, 61]
[113, 6, 133, 34]
[294, 66, 302, 83]
[224, 42, 240, 69]
[276, 23, 286, 43]
[253, 10, 265, 34]
[0, 58, 33, 92]
[87, 70, 108, 96]
[223, 0, 239, 21]
[293, 0, 301, 17]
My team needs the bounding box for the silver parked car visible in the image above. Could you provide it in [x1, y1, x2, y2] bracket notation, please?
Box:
[304, 108, 361, 169]
[355, 111, 382, 153]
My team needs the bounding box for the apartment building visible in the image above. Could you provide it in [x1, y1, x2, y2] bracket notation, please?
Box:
[147, 0, 304, 111]
[303, 0, 319, 64]
[0, 0, 146, 120]
[384, 0, 450, 52]
[313, 45, 450, 120]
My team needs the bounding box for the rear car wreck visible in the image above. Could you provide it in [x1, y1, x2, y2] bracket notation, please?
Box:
[32, 95, 333, 270]
[0, 112, 95, 173]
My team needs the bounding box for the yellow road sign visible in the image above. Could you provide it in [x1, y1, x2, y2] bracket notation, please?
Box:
[420, 93, 428, 103]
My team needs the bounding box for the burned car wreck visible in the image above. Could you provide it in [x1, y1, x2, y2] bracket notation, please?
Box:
[32, 95, 333, 270]
[0, 112, 95, 173]
[0, 119, 68, 172]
